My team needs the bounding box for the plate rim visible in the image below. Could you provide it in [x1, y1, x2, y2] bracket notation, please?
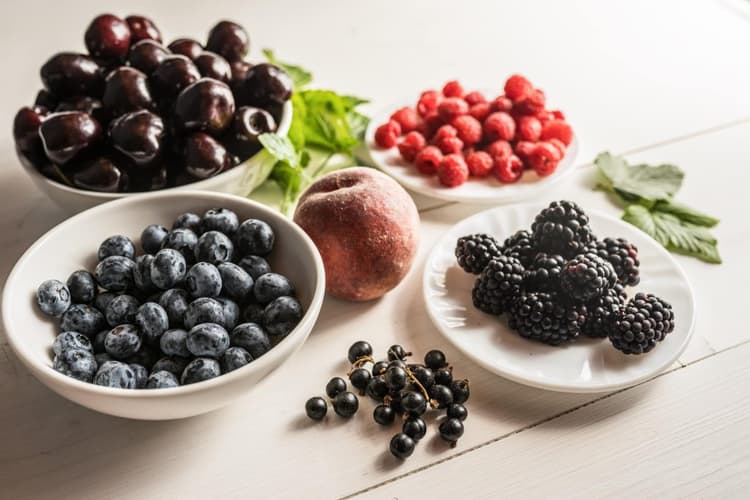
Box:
[422, 203, 697, 393]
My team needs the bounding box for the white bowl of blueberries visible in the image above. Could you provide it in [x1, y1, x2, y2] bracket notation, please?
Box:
[2, 190, 325, 420]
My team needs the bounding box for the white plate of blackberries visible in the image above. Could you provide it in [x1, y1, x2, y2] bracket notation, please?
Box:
[423, 200, 696, 393]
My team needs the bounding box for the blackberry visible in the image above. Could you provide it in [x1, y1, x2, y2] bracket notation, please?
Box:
[508, 292, 586, 345]
[531, 200, 594, 257]
[560, 252, 617, 301]
[455, 233, 502, 274]
[500, 230, 536, 267]
[589, 237, 640, 287]
[471, 256, 524, 315]
[582, 284, 627, 338]
[523, 253, 565, 292]
[610, 293, 675, 354]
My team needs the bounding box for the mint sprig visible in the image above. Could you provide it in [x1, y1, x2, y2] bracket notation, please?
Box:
[595, 152, 721, 264]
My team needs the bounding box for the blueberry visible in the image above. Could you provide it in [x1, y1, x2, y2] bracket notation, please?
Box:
[93, 329, 109, 353]
[105, 294, 140, 326]
[53, 331, 93, 356]
[94, 360, 136, 388]
[173, 212, 202, 233]
[235, 219, 274, 256]
[201, 208, 239, 235]
[160, 328, 190, 357]
[263, 296, 303, 337]
[195, 230, 234, 265]
[36, 279, 71, 317]
[95, 352, 113, 365]
[216, 297, 240, 330]
[218, 262, 253, 300]
[237, 255, 271, 280]
[242, 303, 264, 324]
[95, 255, 136, 292]
[60, 304, 106, 337]
[53, 348, 98, 382]
[152, 356, 188, 376]
[98, 235, 136, 261]
[66, 270, 98, 304]
[146, 370, 180, 389]
[159, 288, 190, 325]
[134, 302, 169, 343]
[220, 346, 252, 372]
[94, 292, 118, 314]
[150, 248, 187, 289]
[129, 363, 149, 388]
[134, 254, 156, 292]
[161, 228, 198, 264]
[104, 324, 142, 359]
[125, 344, 159, 370]
[184, 297, 225, 330]
[181, 357, 221, 385]
[140, 224, 169, 254]
[253, 273, 294, 305]
[230, 323, 271, 358]
[186, 323, 230, 357]
[185, 262, 222, 298]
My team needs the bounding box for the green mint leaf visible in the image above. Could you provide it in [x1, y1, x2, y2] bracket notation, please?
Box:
[347, 109, 370, 141]
[269, 160, 304, 214]
[595, 152, 684, 202]
[258, 133, 299, 167]
[622, 205, 722, 264]
[262, 49, 313, 89]
[296, 89, 360, 153]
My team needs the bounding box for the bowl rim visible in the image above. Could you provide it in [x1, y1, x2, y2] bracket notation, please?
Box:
[21, 99, 293, 199]
[1, 189, 326, 398]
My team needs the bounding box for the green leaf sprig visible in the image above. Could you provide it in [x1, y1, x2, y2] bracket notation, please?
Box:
[595, 152, 721, 263]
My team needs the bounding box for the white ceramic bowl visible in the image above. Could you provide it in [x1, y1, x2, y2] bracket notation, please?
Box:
[20, 101, 292, 214]
[2, 190, 325, 420]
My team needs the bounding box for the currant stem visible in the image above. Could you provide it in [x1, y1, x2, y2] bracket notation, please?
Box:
[347, 355, 375, 375]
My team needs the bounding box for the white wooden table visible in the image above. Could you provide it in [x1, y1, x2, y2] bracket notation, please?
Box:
[2, 1, 750, 498]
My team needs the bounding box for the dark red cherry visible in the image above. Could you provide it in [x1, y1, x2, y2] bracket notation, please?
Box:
[183, 132, 232, 179]
[225, 106, 275, 160]
[128, 40, 170, 75]
[13, 106, 48, 152]
[84, 14, 131, 61]
[103, 67, 154, 117]
[71, 155, 127, 192]
[168, 38, 203, 60]
[235, 63, 292, 107]
[56, 96, 104, 123]
[40, 53, 104, 98]
[230, 61, 252, 84]
[125, 15, 162, 44]
[39, 111, 102, 165]
[149, 55, 201, 102]
[174, 78, 235, 136]
[194, 51, 231, 83]
[109, 110, 165, 166]
[35, 89, 58, 110]
[206, 21, 249, 63]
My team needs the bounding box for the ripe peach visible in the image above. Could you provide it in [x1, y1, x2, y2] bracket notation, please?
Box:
[293, 167, 420, 301]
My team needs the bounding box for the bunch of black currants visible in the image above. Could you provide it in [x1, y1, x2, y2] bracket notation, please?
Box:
[305, 341, 470, 460]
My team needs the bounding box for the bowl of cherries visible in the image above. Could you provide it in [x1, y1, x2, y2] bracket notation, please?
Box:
[12, 14, 293, 212]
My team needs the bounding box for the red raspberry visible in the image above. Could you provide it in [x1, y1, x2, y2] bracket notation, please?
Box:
[485, 140, 512, 161]
[541, 119, 574, 146]
[516, 115, 542, 142]
[514, 141, 536, 164]
[469, 102, 491, 121]
[374, 120, 401, 148]
[551, 109, 566, 120]
[464, 91, 487, 106]
[547, 138, 567, 157]
[438, 97, 469, 122]
[390, 107, 420, 133]
[418, 112, 443, 138]
[494, 155, 524, 183]
[417, 90, 442, 117]
[528, 142, 560, 177]
[397, 131, 427, 162]
[451, 115, 482, 145]
[491, 96, 513, 112]
[483, 112, 516, 141]
[504, 74, 533, 102]
[465, 150, 493, 177]
[437, 154, 469, 187]
[442, 80, 464, 98]
[515, 88, 546, 116]
[433, 124, 457, 142]
[436, 135, 464, 155]
[414, 145, 443, 174]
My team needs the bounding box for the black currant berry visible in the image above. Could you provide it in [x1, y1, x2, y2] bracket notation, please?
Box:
[347, 340, 373, 363]
[429, 384, 454, 409]
[332, 391, 359, 418]
[366, 376, 389, 401]
[446, 403, 468, 421]
[305, 397, 327, 420]
[402, 417, 427, 441]
[372, 361, 388, 377]
[411, 366, 435, 389]
[387, 344, 411, 361]
[373, 404, 396, 426]
[349, 368, 371, 394]
[450, 379, 470, 404]
[389, 433, 415, 459]
[384, 366, 408, 392]
[424, 349, 447, 370]
[434, 367, 453, 386]
[439, 418, 464, 444]
[401, 391, 427, 417]
[325, 377, 347, 399]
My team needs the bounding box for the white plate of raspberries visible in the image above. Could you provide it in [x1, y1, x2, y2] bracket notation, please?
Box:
[422, 201, 696, 393]
[365, 77, 579, 204]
